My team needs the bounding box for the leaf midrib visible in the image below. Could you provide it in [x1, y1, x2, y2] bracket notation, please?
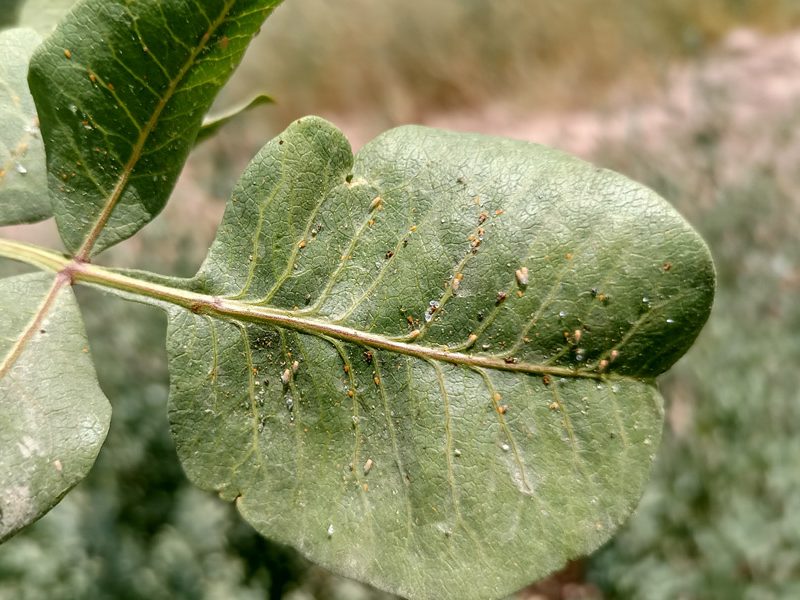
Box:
[0, 272, 66, 378]
[73, 259, 635, 383]
[74, 0, 238, 259]
[0, 239, 650, 383]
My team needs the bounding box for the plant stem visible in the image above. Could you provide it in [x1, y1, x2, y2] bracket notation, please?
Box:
[0, 237, 614, 381]
[0, 237, 72, 272]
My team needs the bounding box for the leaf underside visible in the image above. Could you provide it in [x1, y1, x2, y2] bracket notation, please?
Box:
[166, 118, 714, 599]
[27, 0, 282, 255]
[0, 28, 49, 226]
[0, 272, 110, 543]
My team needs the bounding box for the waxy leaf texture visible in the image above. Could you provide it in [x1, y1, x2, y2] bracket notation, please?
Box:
[0, 272, 110, 543]
[167, 117, 714, 600]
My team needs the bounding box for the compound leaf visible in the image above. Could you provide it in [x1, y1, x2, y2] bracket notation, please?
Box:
[0, 28, 49, 226]
[27, 0, 282, 257]
[167, 117, 714, 599]
[0, 272, 110, 542]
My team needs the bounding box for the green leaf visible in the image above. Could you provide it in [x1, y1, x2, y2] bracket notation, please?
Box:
[27, 0, 283, 257]
[0, 28, 49, 226]
[0, 272, 110, 543]
[195, 93, 274, 146]
[17, 0, 77, 36]
[167, 117, 715, 599]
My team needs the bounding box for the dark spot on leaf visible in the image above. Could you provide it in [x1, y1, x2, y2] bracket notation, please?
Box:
[363, 351, 373, 364]
[345, 174, 354, 183]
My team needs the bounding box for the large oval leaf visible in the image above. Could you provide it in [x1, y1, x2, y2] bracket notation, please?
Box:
[167, 117, 714, 599]
[0, 28, 49, 226]
[0, 272, 110, 542]
[27, 0, 282, 257]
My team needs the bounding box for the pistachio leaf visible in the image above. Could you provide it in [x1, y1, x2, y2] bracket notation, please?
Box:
[0, 272, 110, 542]
[167, 117, 715, 599]
[27, 0, 283, 256]
[0, 28, 48, 225]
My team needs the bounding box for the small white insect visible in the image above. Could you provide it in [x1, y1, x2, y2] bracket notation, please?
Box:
[515, 267, 529, 287]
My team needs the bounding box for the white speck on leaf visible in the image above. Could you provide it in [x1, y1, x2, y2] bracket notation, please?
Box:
[515, 267, 529, 287]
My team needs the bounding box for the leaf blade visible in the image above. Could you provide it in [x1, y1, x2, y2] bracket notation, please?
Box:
[0, 28, 49, 226]
[27, 0, 283, 256]
[169, 117, 714, 599]
[0, 272, 111, 542]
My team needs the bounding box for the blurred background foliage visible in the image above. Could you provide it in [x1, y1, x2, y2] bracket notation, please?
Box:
[2, 0, 800, 598]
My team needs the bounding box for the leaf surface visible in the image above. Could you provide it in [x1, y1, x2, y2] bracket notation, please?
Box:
[167, 117, 714, 599]
[0, 28, 49, 225]
[0, 272, 110, 542]
[27, 0, 282, 257]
